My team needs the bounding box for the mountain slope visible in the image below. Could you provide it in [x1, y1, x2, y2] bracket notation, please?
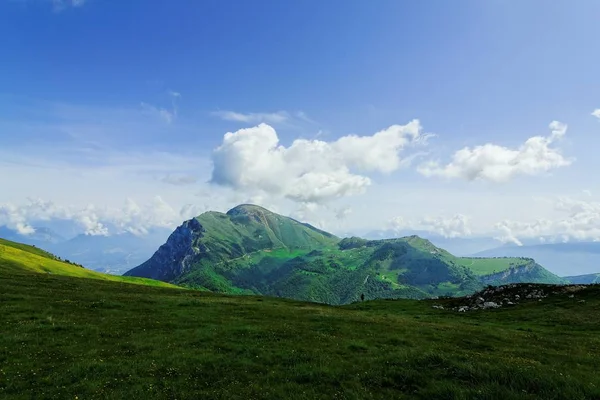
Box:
[125, 205, 563, 304]
[125, 204, 339, 282]
[0, 238, 179, 289]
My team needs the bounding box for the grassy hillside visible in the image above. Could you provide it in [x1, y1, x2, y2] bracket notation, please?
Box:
[457, 257, 532, 275]
[457, 257, 566, 285]
[125, 206, 564, 304]
[170, 235, 487, 302]
[2, 269, 600, 399]
[0, 238, 179, 289]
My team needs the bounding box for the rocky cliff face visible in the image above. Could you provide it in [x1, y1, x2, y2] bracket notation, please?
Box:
[123, 218, 204, 281]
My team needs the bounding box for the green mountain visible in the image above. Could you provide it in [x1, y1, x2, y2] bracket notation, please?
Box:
[0, 237, 180, 289]
[124, 204, 564, 304]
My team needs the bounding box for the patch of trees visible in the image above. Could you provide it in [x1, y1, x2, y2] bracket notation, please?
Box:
[373, 242, 408, 262]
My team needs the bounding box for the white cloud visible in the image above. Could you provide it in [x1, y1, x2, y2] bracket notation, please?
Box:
[140, 102, 174, 124]
[494, 196, 600, 244]
[211, 110, 290, 125]
[390, 214, 472, 238]
[211, 121, 428, 203]
[0, 196, 187, 237]
[179, 203, 209, 221]
[593, 109, 600, 120]
[418, 121, 572, 182]
[335, 207, 352, 220]
[420, 214, 472, 238]
[289, 202, 320, 223]
[139, 90, 180, 124]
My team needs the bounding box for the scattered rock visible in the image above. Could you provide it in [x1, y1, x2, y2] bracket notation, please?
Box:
[446, 283, 594, 313]
[483, 302, 500, 309]
[432, 305, 444, 310]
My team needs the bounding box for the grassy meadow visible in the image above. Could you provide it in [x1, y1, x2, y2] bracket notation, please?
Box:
[2, 266, 600, 399]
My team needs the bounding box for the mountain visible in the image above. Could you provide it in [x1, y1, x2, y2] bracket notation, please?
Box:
[474, 242, 600, 277]
[0, 226, 65, 247]
[46, 229, 172, 275]
[125, 205, 564, 304]
[363, 229, 500, 256]
[0, 237, 179, 288]
[564, 273, 600, 284]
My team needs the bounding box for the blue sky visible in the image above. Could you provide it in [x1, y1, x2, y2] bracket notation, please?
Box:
[1, 0, 600, 245]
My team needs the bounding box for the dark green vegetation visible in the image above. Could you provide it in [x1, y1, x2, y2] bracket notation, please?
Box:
[126, 205, 564, 304]
[0, 238, 179, 289]
[2, 267, 600, 399]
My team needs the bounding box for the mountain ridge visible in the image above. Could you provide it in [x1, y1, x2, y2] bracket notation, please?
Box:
[125, 205, 565, 304]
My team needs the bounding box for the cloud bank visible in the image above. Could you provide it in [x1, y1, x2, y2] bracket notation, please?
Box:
[210, 121, 430, 203]
[494, 196, 600, 245]
[390, 214, 472, 238]
[418, 121, 571, 182]
[0, 197, 193, 237]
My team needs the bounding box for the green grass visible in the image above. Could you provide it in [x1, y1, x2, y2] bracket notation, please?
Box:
[0, 238, 180, 289]
[0, 238, 56, 259]
[1, 270, 600, 399]
[458, 257, 532, 275]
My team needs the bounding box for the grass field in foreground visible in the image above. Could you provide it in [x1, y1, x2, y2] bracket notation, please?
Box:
[1, 269, 600, 399]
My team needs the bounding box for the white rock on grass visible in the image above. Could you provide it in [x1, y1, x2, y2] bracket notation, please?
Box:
[483, 302, 500, 309]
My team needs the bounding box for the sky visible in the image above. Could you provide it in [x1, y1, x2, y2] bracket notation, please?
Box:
[1, 0, 600, 245]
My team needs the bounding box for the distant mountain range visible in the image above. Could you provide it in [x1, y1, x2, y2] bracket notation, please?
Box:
[124, 204, 565, 304]
[0, 226, 65, 247]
